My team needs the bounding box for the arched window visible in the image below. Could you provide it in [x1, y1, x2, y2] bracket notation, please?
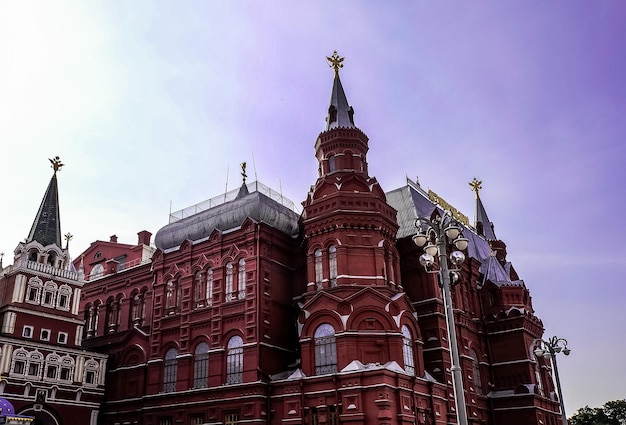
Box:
[41, 281, 57, 307]
[470, 349, 482, 394]
[237, 259, 246, 300]
[226, 336, 243, 384]
[225, 263, 234, 302]
[328, 245, 337, 287]
[314, 323, 337, 375]
[193, 342, 209, 389]
[194, 272, 204, 308]
[314, 249, 323, 289]
[205, 269, 213, 306]
[26, 277, 43, 304]
[402, 325, 415, 376]
[106, 297, 120, 333]
[59, 355, 74, 381]
[56, 284, 72, 310]
[328, 155, 336, 172]
[28, 351, 43, 378]
[90, 263, 104, 280]
[163, 348, 178, 392]
[10, 349, 28, 376]
[84, 360, 99, 385]
[45, 354, 61, 380]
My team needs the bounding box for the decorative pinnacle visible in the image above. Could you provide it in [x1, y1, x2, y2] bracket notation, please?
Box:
[469, 177, 482, 198]
[64, 232, 73, 249]
[241, 162, 247, 184]
[326, 51, 344, 77]
[49, 156, 64, 174]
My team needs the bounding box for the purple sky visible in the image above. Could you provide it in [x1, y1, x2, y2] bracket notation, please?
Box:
[1, 1, 625, 414]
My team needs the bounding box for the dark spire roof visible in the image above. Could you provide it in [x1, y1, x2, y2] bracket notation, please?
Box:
[325, 51, 356, 130]
[27, 158, 63, 248]
[469, 178, 497, 241]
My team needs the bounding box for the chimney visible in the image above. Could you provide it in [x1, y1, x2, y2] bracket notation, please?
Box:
[110, 235, 118, 243]
[137, 230, 152, 246]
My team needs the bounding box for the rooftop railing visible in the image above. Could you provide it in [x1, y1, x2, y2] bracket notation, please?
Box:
[169, 181, 298, 223]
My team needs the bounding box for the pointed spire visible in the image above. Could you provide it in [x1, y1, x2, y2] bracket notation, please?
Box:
[27, 157, 64, 248]
[469, 178, 497, 241]
[325, 51, 356, 130]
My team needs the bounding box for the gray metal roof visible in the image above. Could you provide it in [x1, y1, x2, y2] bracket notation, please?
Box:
[154, 184, 300, 250]
[325, 75, 356, 130]
[385, 178, 521, 286]
[27, 173, 62, 248]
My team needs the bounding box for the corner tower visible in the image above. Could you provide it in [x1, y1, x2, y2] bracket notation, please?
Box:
[302, 52, 400, 292]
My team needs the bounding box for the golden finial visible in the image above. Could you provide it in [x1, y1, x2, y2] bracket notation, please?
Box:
[64, 232, 73, 249]
[241, 162, 247, 184]
[469, 177, 483, 198]
[49, 156, 64, 174]
[326, 51, 344, 77]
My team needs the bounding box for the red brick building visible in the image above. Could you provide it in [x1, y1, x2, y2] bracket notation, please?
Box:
[0, 158, 107, 425]
[74, 57, 564, 425]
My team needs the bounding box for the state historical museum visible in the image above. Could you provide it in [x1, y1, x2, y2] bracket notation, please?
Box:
[0, 53, 566, 425]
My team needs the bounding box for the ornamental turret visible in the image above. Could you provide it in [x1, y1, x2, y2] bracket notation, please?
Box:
[301, 52, 400, 292]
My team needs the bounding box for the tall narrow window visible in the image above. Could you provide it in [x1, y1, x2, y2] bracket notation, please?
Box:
[193, 342, 209, 389]
[237, 259, 246, 300]
[314, 323, 337, 374]
[328, 245, 337, 287]
[163, 348, 178, 392]
[401, 325, 415, 376]
[205, 269, 213, 306]
[194, 272, 204, 308]
[314, 249, 323, 289]
[328, 155, 336, 172]
[225, 263, 234, 302]
[56, 285, 72, 310]
[26, 277, 42, 303]
[470, 349, 482, 394]
[165, 280, 175, 311]
[226, 336, 243, 384]
[42, 281, 57, 307]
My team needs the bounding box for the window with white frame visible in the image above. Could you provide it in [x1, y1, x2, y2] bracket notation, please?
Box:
[22, 325, 34, 338]
[42, 280, 58, 307]
[56, 284, 72, 310]
[226, 336, 243, 384]
[84, 360, 99, 385]
[401, 325, 415, 376]
[45, 354, 60, 380]
[193, 271, 204, 307]
[225, 263, 234, 302]
[329, 245, 337, 287]
[26, 277, 43, 303]
[40, 328, 51, 341]
[59, 356, 74, 381]
[314, 323, 337, 374]
[314, 249, 323, 289]
[57, 332, 68, 344]
[11, 349, 28, 375]
[163, 348, 178, 393]
[205, 269, 213, 306]
[27, 351, 43, 378]
[237, 259, 246, 299]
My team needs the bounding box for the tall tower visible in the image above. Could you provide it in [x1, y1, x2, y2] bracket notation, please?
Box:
[0, 157, 106, 425]
[301, 51, 401, 293]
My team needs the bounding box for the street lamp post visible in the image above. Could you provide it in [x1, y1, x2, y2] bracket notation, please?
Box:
[413, 212, 469, 425]
[534, 337, 571, 425]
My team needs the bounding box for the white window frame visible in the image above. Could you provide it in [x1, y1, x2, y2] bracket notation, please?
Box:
[57, 332, 68, 344]
[40, 328, 51, 341]
[23, 325, 34, 338]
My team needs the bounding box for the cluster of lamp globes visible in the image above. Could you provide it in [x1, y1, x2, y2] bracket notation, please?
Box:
[534, 344, 571, 358]
[412, 220, 469, 284]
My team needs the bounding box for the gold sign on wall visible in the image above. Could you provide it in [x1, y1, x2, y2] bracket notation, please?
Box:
[427, 189, 470, 227]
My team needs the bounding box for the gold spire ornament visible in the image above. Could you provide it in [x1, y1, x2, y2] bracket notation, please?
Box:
[49, 156, 64, 174]
[326, 51, 344, 77]
[469, 177, 483, 198]
[241, 162, 247, 184]
[64, 232, 73, 249]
